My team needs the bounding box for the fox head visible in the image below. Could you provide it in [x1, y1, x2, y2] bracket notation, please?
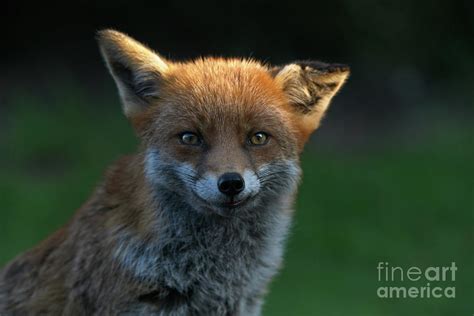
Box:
[97, 30, 349, 216]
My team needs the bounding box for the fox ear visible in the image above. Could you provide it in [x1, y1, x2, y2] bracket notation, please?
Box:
[97, 29, 170, 117]
[273, 61, 349, 137]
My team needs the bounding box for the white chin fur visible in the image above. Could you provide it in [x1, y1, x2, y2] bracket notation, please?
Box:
[144, 148, 300, 210]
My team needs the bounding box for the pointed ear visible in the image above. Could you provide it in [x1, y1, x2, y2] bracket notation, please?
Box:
[273, 61, 349, 139]
[97, 29, 171, 118]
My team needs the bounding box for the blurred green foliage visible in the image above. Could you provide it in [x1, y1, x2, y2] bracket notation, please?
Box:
[0, 87, 472, 315]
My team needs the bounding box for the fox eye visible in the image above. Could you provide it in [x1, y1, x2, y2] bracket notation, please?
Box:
[249, 132, 269, 146]
[180, 132, 202, 146]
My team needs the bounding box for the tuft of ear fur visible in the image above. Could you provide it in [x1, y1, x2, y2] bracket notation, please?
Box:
[97, 29, 170, 117]
[273, 61, 349, 134]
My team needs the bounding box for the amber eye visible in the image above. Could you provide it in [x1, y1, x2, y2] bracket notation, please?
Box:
[180, 132, 201, 145]
[249, 132, 269, 146]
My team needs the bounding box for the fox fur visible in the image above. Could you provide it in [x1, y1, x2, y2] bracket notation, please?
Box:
[0, 30, 349, 315]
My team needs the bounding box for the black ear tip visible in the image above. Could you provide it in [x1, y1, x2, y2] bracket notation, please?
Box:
[328, 63, 350, 73]
[295, 60, 350, 73]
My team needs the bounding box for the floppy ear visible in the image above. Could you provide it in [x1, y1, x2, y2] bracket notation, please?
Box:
[97, 29, 170, 118]
[273, 61, 349, 141]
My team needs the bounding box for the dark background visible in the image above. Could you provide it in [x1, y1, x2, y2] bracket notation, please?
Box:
[2, 1, 473, 147]
[1, 1, 473, 315]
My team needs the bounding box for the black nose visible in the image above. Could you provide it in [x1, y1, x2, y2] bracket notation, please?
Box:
[218, 172, 245, 196]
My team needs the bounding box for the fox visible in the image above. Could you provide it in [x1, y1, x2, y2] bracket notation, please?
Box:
[0, 30, 349, 315]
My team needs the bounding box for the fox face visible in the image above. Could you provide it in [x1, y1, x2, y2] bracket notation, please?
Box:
[98, 30, 349, 216]
[137, 59, 303, 216]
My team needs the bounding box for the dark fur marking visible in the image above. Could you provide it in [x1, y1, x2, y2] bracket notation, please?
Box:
[110, 61, 160, 101]
[294, 60, 349, 73]
[3, 260, 27, 281]
[138, 287, 191, 310]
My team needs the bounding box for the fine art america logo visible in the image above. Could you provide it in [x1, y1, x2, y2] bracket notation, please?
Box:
[377, 262, 457, 299]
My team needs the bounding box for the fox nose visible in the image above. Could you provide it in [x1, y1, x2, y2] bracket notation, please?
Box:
[218, 172, 245, 196]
